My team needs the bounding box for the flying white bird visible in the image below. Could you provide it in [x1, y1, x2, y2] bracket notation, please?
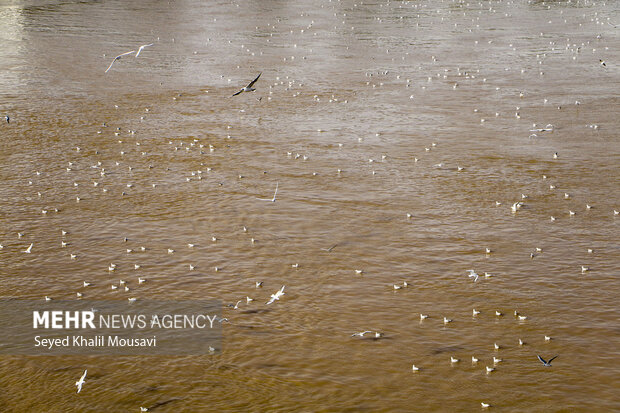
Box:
[466, 269, 479, 282]
[24, 243, 33, 253]
[75, 369, 87, 393]
[266, 285, 285, 304]
[257, 182, 278, 202]
[232, 72, 262, 96]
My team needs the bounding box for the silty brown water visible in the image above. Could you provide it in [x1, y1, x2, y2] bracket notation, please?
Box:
[0, 0, 619, 411]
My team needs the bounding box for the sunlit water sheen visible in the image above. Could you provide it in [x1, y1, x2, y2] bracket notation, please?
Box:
[1, 0, 619, 411]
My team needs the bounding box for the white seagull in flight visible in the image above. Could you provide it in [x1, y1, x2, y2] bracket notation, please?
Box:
[466, 269, 479, 282]
[232, 72, 262, 96]
[75, 369, 87, 393]
[266, 285, 285, 304]
[257, 182, 278, 202]
[24, 243, 33, 253]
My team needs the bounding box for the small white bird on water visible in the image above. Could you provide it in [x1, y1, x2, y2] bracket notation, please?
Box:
[75, 369, 87, 393]
[266, 285, 285, 304]
[24, 243, 33, 253]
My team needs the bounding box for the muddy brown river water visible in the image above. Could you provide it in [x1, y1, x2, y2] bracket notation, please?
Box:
[0, 0, 619, 411]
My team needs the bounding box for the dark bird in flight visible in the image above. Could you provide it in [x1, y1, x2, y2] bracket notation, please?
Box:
[537, 355, 558, 366]
[232, 72, 261, 96]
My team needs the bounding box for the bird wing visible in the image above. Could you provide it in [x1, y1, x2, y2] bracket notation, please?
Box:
[537, 355, 547, 364]
[247, 72, 262, 88]
[105, 59, 116, 73]
[136, 44, 153, 57]
[231, 89, 243, 97]
[273, 182, 279, 199]
[323, 244, 338, 252]
[118, 50, 136, 58]
[548, 355, 558, 363]
[105, 51, 135, 73]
